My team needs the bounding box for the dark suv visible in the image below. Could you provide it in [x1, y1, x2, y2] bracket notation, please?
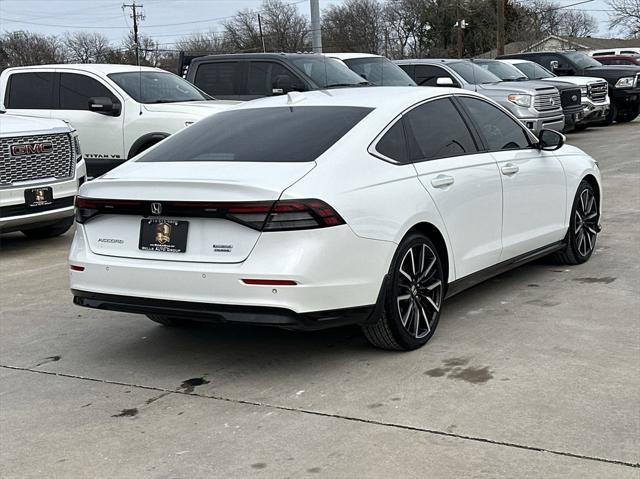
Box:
[498, 51, 640, 123]
[183, 53, 369, 101]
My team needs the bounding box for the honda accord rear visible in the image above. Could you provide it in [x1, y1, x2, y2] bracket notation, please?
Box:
[69, 100, 396, 330]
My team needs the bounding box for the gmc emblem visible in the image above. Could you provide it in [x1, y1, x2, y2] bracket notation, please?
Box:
[10, 142, 53, 156]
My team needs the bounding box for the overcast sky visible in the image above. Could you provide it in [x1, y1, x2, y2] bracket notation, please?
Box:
[0, 0, 617, 49]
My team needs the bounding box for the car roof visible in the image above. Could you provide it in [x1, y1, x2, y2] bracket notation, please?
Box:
[395, 59, 463, 65]
[326, 53, 381, 60]
[228, 86, 474, 114]
[191, 53, 322, 63]
[2, 64, 164, 75]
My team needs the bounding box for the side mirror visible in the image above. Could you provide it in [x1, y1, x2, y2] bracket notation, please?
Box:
[272, 75, 303, 95]
[88, 97, 120, 116]
[537, 129, 565, 151]
[550, 60, 559, 71]
[436, 77, 455, 86]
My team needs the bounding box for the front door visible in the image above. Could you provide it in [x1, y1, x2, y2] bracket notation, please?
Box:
[457, 96, 567, 260]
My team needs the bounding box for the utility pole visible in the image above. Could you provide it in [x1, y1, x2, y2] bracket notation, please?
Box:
[455, 1, 465, 58]
[497, 0, 505, 56]
[310, 0, 322, 53]
[123, 2, 145, 65]
[258, 14, 266, 52]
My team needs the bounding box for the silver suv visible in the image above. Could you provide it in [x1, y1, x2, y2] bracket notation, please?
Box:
[396, 59, 565, 135]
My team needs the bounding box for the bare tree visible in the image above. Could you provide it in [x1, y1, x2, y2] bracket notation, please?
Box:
[175, 31, 227, 54]
[0, 31, 66, 68]
[223, 0, 308, 52]
[122, 31, 161, 66]
[558, 10, 598, 37]
[64, 32, 112, 63]
[323, 0, 384, 53]
[608, 0, 640, 38]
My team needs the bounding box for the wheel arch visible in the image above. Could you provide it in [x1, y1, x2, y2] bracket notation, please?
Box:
[127, 132, 170, 159]
[581, 173, 601, 206]
[402, 222, 451, 287]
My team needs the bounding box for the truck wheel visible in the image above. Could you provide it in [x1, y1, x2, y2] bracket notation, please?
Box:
[596, 104, 616, 126]
[616, 105, 639, 123]
[21, 217, 74, 239]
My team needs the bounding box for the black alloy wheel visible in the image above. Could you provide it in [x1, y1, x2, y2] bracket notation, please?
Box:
[363, 234, 445, 350]
[555, 180, 600, 265]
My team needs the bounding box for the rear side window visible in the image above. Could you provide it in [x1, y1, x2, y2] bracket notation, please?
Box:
[375, 120, 406, 162]
[403, 98, 477, 161]
[139, 106, 372, 163]
[59, 73, 117, 110]
[193, 62, 241, 97]
[414, 65, 454, 86]
[6, 72, 55, 109]
[459, 97, 531, 150]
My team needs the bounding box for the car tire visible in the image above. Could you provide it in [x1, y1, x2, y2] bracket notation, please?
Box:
[21, 217, 74, 239]
[596, 104, 617, 126]
[146, 314, 197, 327]
[363, 233, 445, 351]
[616, 105, 639, 123]
[555, 180, 600, 265]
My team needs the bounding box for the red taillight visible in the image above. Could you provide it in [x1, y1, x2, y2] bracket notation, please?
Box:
[241, 279, 298, 286]
[70, 265, 85, 272]
[74, 197, 345, 231]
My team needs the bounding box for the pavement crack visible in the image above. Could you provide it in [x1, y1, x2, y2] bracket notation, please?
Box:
[2, 364, 638, 470]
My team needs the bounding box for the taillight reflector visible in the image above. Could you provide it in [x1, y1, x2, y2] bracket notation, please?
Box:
[242, 279, 298, 286]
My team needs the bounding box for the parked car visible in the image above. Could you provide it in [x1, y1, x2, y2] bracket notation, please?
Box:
[69, 87, 601, 351]
[0, 64, 238, 178]
[184, 53, 369, 101]
[497, 51, 640, 123]
[473, 59, 583, 132]
[0, 111, 86, 238]
[590, 48, 640, 57]
[325, 53, 416, 86]
[500, 58, 610, 129]
[594, 55, 640, 67]
[396, 59, 565, 134]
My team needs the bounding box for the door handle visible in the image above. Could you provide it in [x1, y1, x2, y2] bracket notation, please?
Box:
[501, 163, 519, 175]
[431, 174, 455, 188]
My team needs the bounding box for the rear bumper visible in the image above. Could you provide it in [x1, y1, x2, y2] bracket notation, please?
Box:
[72, 290, 379, 330]
[69, 223, 395, 317]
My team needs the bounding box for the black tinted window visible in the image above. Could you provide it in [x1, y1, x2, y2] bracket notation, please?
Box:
[376, 120, 406, 162]
[193, 62, 241, 96]
[403, 98, 477, 161]
[139, 106, 372, 163]
[459, 97, 531, 150]
[414, 65, 454, 86]
[6, 72, 55, 109]
[60, 73, 117, 110]
[247, 62, 303, 96]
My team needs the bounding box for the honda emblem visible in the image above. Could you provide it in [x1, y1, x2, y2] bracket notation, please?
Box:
[150, 202, 163, 215]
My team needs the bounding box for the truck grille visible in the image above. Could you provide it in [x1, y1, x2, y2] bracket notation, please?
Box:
[560, 88, 582, 108]
[588, 82, 608, 103]
[534, 91, 562, 112]
[0, 133, 75, 186]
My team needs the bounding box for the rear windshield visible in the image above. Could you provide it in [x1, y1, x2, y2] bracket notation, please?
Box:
[138, 106, 372, 163]
[343, 57, 416, 86]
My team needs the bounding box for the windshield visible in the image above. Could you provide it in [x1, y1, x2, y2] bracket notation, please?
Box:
[108, 71, 210, 103]
[289, 57, 368, 88]
[564, 52, 603, 69]
[448, 62, 501, 84]
[342, 57, 416, 86]
[476, 61, 528, 81]
[513, 62, 555, 79]
[138, 106, 372, 163]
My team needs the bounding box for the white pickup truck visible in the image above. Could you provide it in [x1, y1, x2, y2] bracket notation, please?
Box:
[0, 64, 238, 178]
[0, 112, 86, 238]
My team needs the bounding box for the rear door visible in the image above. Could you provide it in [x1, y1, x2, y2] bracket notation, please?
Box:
[457, 96, 566, 260]
[3, 71, 55, 119]
[191, 61, 245, 100]
[407, 97, 503, 278]
[246, 60, 306, 99]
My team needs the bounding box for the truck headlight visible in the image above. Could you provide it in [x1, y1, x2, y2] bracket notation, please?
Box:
[580, 86, 588, 95]
[73, 134, 82, 159]
[615, 77, 634, 88]
[507, 94, 532, 108]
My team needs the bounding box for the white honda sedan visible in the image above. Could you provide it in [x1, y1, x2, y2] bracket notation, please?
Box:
[69, 87, 602, 350]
